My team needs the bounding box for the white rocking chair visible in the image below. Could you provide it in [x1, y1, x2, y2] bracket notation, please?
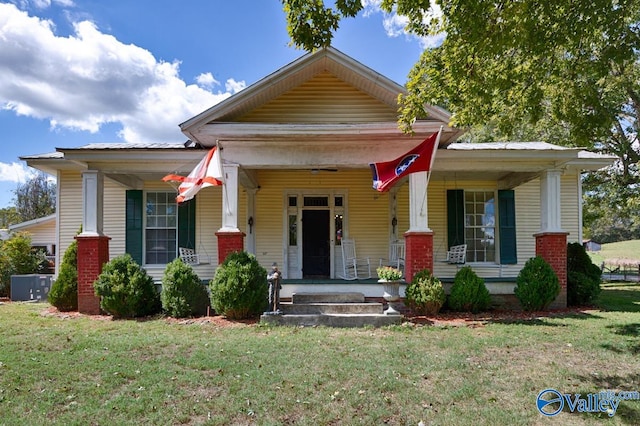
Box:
[339, 239, 371, 280]
[179, 247, 210, 266]
[379, 240, 405, 275]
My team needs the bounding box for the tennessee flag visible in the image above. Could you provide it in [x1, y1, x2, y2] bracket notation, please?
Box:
[162, 146, 224, 203]
[369, 129, 441, 192]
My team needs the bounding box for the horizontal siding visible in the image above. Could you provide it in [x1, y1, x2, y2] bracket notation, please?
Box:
[22, 221, 55, 247]
[512, 179, 540, 275]
[254, 169, 390, 278]
[239, 72, 398, 123]
[58, 171, 83, 272]
[561, 173, 580, 243]
[103, 177, 125, 260]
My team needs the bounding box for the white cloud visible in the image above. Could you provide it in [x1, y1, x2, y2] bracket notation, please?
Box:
[361, 0, 445, 49]
[0, 3, 237, 143]
[0, 162, 37, 184]
[195, 72, 219, 89]
[382, 13, 409, 38]
[225, 78, 246, 94]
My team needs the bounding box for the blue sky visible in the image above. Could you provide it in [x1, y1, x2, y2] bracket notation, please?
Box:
[0, 0, 437, 209]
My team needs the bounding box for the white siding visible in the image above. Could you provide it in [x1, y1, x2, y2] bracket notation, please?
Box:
[57, 170, 83, 272]
[561, 173, 581, 243]
[239, 72, 398, 123]
[253, 169, 389, 278]
[103, 177, 126, 260]
[22, 221, 55, 247]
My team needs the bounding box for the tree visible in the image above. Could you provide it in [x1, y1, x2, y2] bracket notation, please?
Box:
[0, 232, 46, 297]
[0, 207, 20, 228]
[282, 0, 640, 240]
[13, 173, 56, 222]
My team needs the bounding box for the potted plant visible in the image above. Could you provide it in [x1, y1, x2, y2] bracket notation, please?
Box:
[376, 266, 403, 314]
[376, 266, 403, 282]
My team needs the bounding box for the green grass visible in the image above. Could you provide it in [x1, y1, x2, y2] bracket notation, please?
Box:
[1, 287, 640, 425]
[589, 239, 640, 266]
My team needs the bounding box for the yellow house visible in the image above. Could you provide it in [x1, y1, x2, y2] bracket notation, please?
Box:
[22, 48, 615, 314]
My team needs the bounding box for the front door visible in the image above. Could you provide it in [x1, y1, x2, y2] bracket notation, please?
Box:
[302, 210, 330, 278]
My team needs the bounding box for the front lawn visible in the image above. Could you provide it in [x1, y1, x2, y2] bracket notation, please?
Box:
[0, 285, 639, 425]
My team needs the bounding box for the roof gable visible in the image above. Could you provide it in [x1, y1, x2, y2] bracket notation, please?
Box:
[181, 47, 449, 134]
[237, 71, 398, 123]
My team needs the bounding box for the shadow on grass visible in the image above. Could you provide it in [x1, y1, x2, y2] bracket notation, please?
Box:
[405, 309, 601, 327]
[570, 373, 640, 424]
[596, 286, 640, 313]
[488, 311, 601, 326]
[601, 322, 640, 355]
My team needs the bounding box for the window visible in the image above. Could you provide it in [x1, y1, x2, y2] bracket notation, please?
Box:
[447, 189, 517, 264]
[465, 191, 495, 262]
[145, 192, 177, 264]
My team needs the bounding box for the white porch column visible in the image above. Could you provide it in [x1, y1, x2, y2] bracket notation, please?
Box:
[408, 171, 431, 232]
[219, 163, 240, 232]
[539, 169, 564, 233]
[80, 170, 104, 236]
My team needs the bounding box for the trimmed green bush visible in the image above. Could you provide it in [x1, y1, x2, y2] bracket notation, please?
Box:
[514, 256, 560, 311]
[404, 269, 446, 315]
[161, 259, 209, 318]
[209, 251, 267, 320]
[48, 239, 78, 311]
[449, 266, 491, 313]
[567, 242, 601, 306]
[93, 254, 161, 318]
[0, 232, 45, 298]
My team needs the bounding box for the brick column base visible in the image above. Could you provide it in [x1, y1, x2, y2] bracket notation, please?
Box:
[404, 231, 434, 283]
[216, 231, 245, 264]
[535, 232, 568, 309]
[76, 234, 111, 315]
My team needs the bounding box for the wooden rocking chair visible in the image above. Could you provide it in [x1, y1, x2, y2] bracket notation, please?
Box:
[339, 239, 371, 280]
[379, 240, 405, 275]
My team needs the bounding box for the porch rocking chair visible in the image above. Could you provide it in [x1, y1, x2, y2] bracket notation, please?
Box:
[339, 239, 371, 280]
[379, 240, 405, 276]
[179, 247, 211, 266]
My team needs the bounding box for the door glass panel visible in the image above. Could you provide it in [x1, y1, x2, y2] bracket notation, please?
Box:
[289, 214, 297, 246]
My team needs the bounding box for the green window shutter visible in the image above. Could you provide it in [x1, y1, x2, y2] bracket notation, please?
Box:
[125, 190, 143, 264]
[446, 189, 465, 249]
[498, 189, 517, 264]
[178, 198, 196, 250]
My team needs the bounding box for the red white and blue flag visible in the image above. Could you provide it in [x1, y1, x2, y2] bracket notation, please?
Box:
[369, 129, 441, 192]
[162, 146, 224, 204]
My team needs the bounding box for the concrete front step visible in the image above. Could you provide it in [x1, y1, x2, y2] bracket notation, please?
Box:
[279, 302, 384, 315]
[260, 313, 402, 328]
[291, 292, 365, 304]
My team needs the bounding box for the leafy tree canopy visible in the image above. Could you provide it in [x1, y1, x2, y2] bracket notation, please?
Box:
[282, 0, 640, 241]
[13, 173, 56, 223]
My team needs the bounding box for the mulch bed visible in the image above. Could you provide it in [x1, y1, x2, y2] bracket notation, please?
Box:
[29, 303, 596, 328]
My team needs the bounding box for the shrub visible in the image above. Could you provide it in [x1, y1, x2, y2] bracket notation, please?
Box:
[0, 250, 9, 298]
[161, 259, 209, 318]
[209, 251, 267, 320]
[404, 269, 446, 315]
[0, 232, 44, 298]
[514, 256, 560, 311]
[48, 239, 78, 311]
[93, 254, 161, 318]
[449, 266, 492, 313]
[567, 242, 601, 306]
